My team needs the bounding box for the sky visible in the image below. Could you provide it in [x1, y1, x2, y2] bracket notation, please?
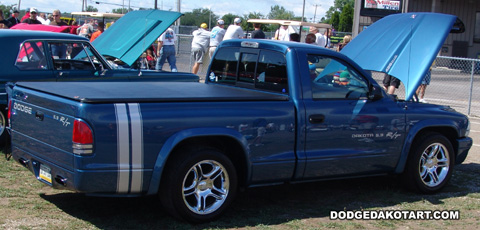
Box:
[1, 0, 333, 22]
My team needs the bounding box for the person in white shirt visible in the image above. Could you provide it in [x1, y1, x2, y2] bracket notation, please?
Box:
[274, 25, 290, 41]
[191, 23, 211, 74]
[37, 12, 50, 25]
[156, 27, 177, 72]
[209, 19, 226, 58]
[309, 27, 326, 47]
[223, 18, 244, 40]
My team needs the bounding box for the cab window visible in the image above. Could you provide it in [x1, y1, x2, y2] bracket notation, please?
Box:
[307, 54, 368, 99]
[209, 47, 288, 94]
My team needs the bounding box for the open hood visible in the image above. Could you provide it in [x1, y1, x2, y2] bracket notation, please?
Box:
[93, 9, 182, 66]
[340, 13, 457, 100]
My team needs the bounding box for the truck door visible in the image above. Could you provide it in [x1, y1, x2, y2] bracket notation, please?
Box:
[299, 52, 406, 179]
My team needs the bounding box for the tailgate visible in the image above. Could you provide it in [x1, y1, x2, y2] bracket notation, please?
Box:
[10, 86, 80, 170]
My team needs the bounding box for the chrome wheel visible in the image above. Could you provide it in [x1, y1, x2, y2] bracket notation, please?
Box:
[182, 160, 230, 215]
[419, 143, 450, 187]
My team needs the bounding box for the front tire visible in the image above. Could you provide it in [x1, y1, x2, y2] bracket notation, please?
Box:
[160, 147, 237, 223]
[403, 132, 454, 193]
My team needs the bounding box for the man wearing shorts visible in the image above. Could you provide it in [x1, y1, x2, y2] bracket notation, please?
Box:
[191, 23, 211, 74]
[383, 74, 400, 94]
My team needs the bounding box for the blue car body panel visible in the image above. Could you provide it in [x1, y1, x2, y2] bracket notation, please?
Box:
[341, 13, 456, 100]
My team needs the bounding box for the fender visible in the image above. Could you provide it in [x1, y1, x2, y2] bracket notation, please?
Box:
[146, 127, 250, 195]
[394, 118, 461, 174]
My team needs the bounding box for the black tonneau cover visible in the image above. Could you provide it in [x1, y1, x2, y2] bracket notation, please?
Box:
[15, 82, 289, 103]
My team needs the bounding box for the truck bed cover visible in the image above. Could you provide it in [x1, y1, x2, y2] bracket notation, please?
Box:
[15, 82, 289, 103]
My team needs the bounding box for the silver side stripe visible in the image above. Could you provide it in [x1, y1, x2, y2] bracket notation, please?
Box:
[114, 103, 144, 193]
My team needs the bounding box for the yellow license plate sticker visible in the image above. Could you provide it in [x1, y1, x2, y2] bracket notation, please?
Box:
[39, 164, 52, 184]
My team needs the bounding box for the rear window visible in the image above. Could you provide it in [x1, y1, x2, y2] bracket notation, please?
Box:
[16, 41, 48, 70]
[208, 47, 288, 94]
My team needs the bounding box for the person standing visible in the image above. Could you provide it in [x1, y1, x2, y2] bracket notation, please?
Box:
[305, 33, 316, 44]
[6, 10, 20, 28]
[77, 20, 94, 38]
[209, 19, 225, 58]
[223, 18, 244, 40]
[309, 27, 326, 47]
[0, 11, 12, 29]
[90, 22, 104, 42]
[416, 61, 435, 103]
[37, 12, 49, 25]
[22, 8, 42, 24]
[337, 35, 352, 51]
[49, 10, 68, 26]
[156, 27, 177, 72]
[250, 23, 265, 39]
[383, 74, 400, 95]
[274, 25, 289, 41]
[191, 23, 211, 74]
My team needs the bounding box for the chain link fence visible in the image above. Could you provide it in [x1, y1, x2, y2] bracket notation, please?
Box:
[371, 56, 480, 117]
[166, 35, 480, 117]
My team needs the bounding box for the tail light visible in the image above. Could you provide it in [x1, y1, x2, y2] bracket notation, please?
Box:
[8, 100, 12, 127]
[72, 119, 93, 155]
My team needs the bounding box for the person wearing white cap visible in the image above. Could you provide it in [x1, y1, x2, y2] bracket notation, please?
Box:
[191, 23, 211, 75]
[22, 7, 42, 24]
[223, 17, 245, 40]
[209, 19, 226, 58]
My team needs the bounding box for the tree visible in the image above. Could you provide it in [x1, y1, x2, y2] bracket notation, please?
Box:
[221, 13, 240, 27]
[323, 0, 354, 32]
[267, 5, 295, 20]
[242, 12, 264, 31]
[86, 5, 98, 12]
[330, 11, 340, 30]
[112, 8, 132, 14]
[0, 3, 16, 19]
[182, 8, 217, 28]
[266, 5, 296, 32]
[339, 3, 353, 32]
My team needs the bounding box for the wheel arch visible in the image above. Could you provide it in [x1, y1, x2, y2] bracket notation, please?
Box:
[395, 122, 460, 174]
[146, 127, 250, 195]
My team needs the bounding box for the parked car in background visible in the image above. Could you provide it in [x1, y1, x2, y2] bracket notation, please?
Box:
[0, 10, 198, 147]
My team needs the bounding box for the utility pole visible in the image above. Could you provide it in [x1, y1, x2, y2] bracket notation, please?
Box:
[312, 4, 321, 23]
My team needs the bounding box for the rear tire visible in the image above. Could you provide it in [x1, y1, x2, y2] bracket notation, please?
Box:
[160, 147, 237, 223]
[402, 132, 454, 193]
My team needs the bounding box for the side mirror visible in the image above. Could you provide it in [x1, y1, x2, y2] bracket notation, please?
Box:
[368, 85, 383, 101]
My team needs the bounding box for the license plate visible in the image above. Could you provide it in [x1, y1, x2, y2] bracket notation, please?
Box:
[39, 164, 52, 184]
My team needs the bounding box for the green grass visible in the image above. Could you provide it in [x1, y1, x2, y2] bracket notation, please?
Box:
[1, 152, 479, 230]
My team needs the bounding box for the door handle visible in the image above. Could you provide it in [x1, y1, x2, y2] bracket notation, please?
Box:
[309, 114, 325, 124]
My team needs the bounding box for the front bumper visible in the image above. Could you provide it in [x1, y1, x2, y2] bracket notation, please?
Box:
[455, 137, 473, 165]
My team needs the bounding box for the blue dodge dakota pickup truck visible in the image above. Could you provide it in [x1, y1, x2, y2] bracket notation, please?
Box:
[8, 13, 472, 223]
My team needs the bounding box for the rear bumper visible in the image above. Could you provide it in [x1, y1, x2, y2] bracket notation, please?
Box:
[12, 146, 148, 196]
[455, 137, 472, 165]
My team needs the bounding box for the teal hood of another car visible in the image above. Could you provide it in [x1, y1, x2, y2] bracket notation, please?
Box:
[340, 13, 457, 101]
[92, 9, 182, 66]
